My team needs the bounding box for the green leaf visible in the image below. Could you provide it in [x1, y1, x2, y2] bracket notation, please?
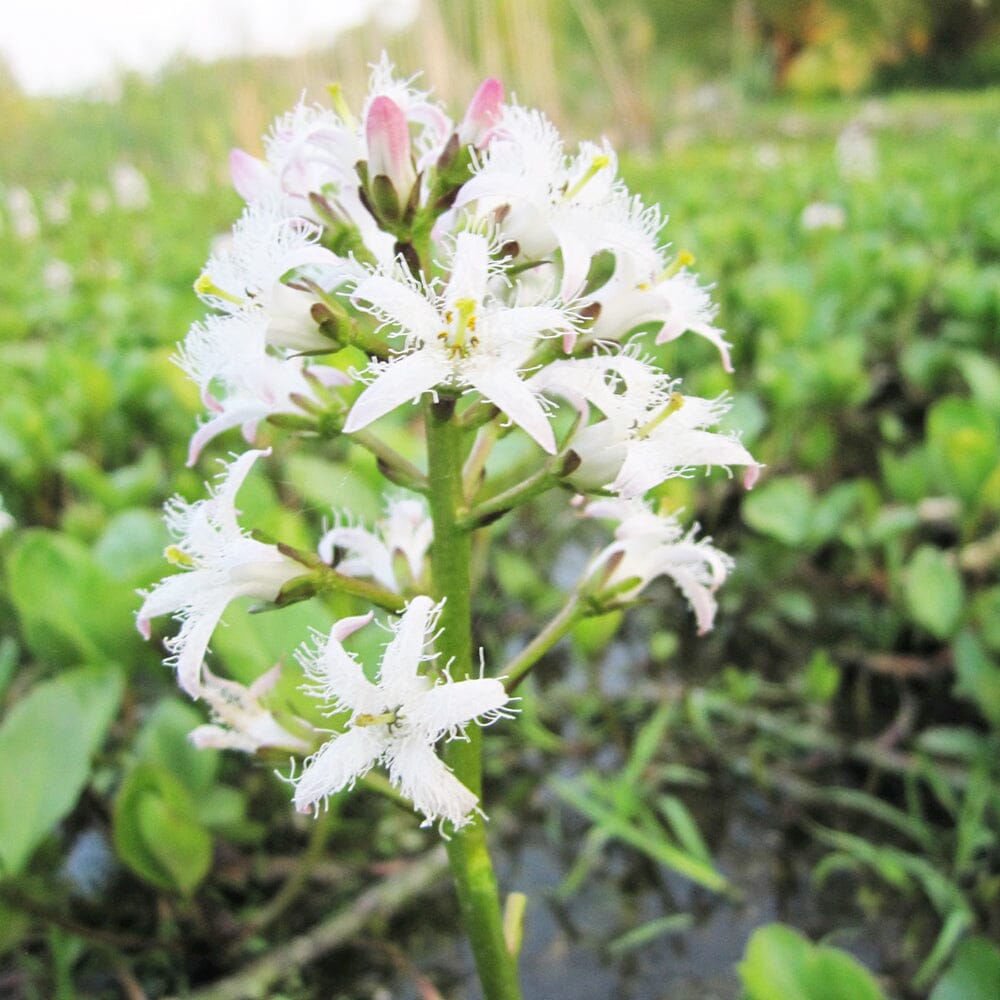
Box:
[92, 508, 170, 589]
[134, 699, 218, 795]
[901, 546, 965, 640]
[0, 664, 124, 875]
[137, 794, 212, 897]
[6, 530, 144, 665]
[113, 764, 211, 895]
[742, 476, 815, 546]
[926, 397, 999, 505]
[739, 924, 887, 1000]
[802, 649, 841, 703]
[930, 937, 1000, 1000]
[952, 631, 1000, 727]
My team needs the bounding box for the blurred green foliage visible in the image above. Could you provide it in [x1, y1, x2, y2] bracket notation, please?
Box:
[0, 52, 998, 998]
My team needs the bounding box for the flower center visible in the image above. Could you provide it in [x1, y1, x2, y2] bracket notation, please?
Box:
[437, 296, 480, 359]
[354, 708, 400, 729]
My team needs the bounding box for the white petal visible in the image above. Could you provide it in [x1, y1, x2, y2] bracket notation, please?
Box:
[379, 595, 437, 693]
[386, 735, 480, 828]
[468, 367, 556, 454]
[446, 232, 491, 303]
[343, 352, 448, 432]
[299, 624, 382, 714]
[351, 274, 441, 344]
[318, 525, 397, 591]
[413, 677, 511, 743]
[169, 592, 232, 698]
[292, 727, 384, 813]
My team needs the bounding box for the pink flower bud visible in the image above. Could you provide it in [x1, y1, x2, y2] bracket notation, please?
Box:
[459, 78, 504, 147]
[365, 96, 416, 198]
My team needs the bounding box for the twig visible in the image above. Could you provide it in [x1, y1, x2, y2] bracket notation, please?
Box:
[173, 847, 448, 1000]
[237, 808, 334, 943]
[0, 884, 149, 952]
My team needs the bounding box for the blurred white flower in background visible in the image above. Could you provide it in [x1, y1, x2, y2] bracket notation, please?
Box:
[836, 122, 878, 180]
[801, 201, 846, 231]
[110, 162, 150, 210]
[6, 187, 39, 240]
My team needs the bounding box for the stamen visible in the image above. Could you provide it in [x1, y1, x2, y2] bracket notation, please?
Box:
[165, 544, 195, 568]
[638, 391, 684, 438]
[354, 710, 398, 728]
[439, 297, 480, 358]
[660, 249, 696, 281]
[564, 154, 610, 201]
[194, 272, 244, 306]
[327, 83, 358, 129]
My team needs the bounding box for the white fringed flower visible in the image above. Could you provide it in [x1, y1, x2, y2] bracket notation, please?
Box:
[592, 267, 734, 371]
[175, 311, 350, 465]
[318, 497, 433, 592]
[189, 666, 311, 754]
[137, 449, 303, 697]
[293, 596, 513, 829]
[532, 352, 757, 494]
[197, 199, 359, 353]
[456, 106, 663, 301]
[344, 231, 576, 453]
[582, 497, 734, 635]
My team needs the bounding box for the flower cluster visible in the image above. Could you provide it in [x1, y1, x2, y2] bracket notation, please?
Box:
[139, 56, 756, 831]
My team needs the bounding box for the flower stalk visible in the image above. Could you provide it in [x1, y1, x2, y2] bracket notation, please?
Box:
[424, 394, 523, 1000]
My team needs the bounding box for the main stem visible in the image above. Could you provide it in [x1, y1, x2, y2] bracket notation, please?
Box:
[424, 395, 523, 1000]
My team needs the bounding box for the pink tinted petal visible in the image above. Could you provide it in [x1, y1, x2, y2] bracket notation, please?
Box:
[230, 148, 273, 202]
[365, 96, 414, 193]
[460, 77, 504, 146]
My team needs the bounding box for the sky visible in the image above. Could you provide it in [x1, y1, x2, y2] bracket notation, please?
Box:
[0, 0, 417, 97]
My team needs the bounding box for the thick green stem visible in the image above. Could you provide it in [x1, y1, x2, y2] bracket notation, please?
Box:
[424, 395, 523, 1000]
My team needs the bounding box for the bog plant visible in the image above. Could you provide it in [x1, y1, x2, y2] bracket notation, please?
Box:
[137, 56, 757, 998]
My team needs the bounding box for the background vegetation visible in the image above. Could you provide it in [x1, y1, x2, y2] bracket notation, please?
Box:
[1, 2, 998, 997]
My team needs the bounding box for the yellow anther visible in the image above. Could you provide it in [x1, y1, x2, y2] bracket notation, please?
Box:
[439, 297, 479, 358]
[660, 249, 696, 281]
[165, 544, 195, 568]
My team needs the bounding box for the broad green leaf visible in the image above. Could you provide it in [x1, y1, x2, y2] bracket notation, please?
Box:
[739, 924, 887, 1000]
[952, 631, 1000, 727]
[742, 476, 815, 546]
[137, 795, 212, 897]
[0, 664, 124, 875]
[926, 397, 999, 504]
[930, 937, 1000, 1000]
[6, 530, 144, 665]
[93, 508, 170, 589]
[901, 546, 965, 640]
[113, 763, 211, 895]
[134, 699, 218, 795]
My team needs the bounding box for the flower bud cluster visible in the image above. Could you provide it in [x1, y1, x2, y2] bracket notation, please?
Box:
[139, 56, 757, 830]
